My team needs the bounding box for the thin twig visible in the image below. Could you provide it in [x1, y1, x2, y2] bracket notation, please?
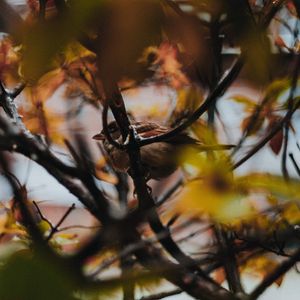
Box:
[155, 178, 183, 207]
[46, 203, 76, 241]
[32, 201, 54, 230]
[138, 289, 182, 300]
[102, 103, 127, 150]
[289, 153, 300, 176]
[234, 54, 300, 170]
[138, 57, 245, 147]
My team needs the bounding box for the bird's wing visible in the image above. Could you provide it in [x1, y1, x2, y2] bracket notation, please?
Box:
[134, 122, 234, 150]
[135, 122, 170, 138]
[135, 122, 198, 144]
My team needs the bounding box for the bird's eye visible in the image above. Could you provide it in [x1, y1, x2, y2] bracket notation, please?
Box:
[108, 123, 118, 133]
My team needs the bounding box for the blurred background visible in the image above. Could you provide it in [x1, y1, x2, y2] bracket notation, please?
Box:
[1, 1, 300, 299]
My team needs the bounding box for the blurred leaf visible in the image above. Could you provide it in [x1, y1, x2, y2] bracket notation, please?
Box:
[94, 158, 118, 184]
[230, 95, 256, 109]
[37, 220, 52, 234]
[274, 36, 289, 50]
[153, 42, 189, 89]
[236, 174, 300, 201]
[226, 0, 272, 83]
[94, 170, 118, 185]
[0, 253, 76, 300]
[264, 79, 290, 103]
[25, 68, 65, 102]
[19, 102, 64, 144]
[213, 268, 226, 285]
[282, 202, 300, 224]
[0, 37, 21, 85]
[242, 255, 280, 282]
[97, 0, 163, 82]
[177, 150, 251, 221]
[21, 0, 104, 81]
[288, 1, 299, 16]
[53, 233, 78, 246]
[241, 114, 264, 136]
[177, 147, 300, 221]
[274, 275, 284, 287]
[170, 87, 203, 125]
[191, 121, 218, 145]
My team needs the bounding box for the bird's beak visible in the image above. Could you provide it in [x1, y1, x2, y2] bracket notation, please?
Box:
[92, 133, 105, 140]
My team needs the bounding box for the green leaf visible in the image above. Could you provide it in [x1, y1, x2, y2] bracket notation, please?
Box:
[0, 253, 76, 300]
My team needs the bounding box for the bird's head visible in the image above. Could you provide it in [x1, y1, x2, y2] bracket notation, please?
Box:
[92, 121, 122, 141]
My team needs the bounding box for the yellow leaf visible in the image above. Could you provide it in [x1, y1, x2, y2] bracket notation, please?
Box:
[37, 220, 51, 234]
[282, 202, 300, 224]
[230, 95, 256, 108]
[242, 256, 279, 281]
[26, 68, 65, 103]
[237, 174, 300, 201]
[177, 150, 251, 222]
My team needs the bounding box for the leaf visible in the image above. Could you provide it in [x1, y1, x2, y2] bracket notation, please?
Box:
[274, 275, 284, 287]
[155, 42, 189, 89]
[267, 115, 284, 155]
[0, 37, 21, 85]
[286, 1, 298, 16]
[237, 174, 300, 201]
[274, 36, 288, 49]
[37, 220, 51, 234]
[264, 79, 290, 103]
[241, 114, 264, 136]
[177, 150, 252, 222]
[53, 233, 78, 246]
[26, 68, 65, 102]
[282, 202, 300, 224]
[95, 158, 118, 184]
[242, 256, 278, 280]
[94, 170, 118, 185]
[230, 95, 256, 108]
[269, 129, 283, 155]
[214, 268, 226, 285]
[0, 254, 76, 300]
[21, 0, 104, 81]
[19, 103, 64, 144]
[170, 88, 203, 125]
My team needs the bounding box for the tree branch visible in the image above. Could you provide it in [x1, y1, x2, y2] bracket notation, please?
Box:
[250, 246, 300, 299]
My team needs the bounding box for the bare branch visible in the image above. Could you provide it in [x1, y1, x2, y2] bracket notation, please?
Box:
[46, 203, 76, 241]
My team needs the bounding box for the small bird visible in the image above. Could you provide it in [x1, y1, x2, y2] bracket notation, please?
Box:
[93, 121, 233, 180]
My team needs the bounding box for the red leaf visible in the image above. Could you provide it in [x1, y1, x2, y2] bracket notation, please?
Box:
[269, 130, 283, 155]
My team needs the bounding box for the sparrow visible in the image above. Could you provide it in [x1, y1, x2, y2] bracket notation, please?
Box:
[93, 121, 234, 180]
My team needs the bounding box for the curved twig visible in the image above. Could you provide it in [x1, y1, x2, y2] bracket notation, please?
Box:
[102, 103, 127, 150]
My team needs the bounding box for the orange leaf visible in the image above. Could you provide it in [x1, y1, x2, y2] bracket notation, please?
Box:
[241, 115, 264, 136]
[275, 275, 284, 287]
[275, 36, 287, 48]
[214, 268, 226, 284]
[286, 1, 297, 16]
[26, 68, 65, 103]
